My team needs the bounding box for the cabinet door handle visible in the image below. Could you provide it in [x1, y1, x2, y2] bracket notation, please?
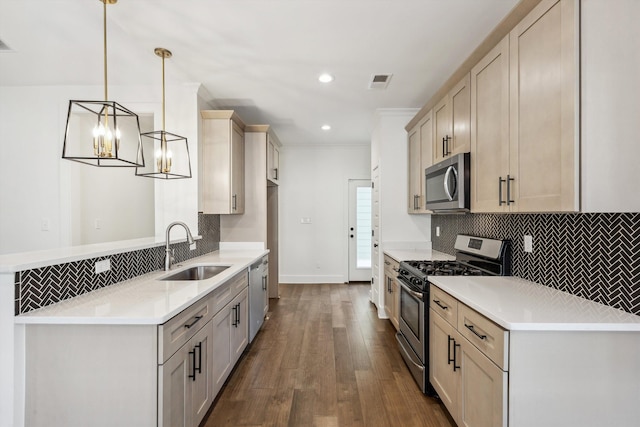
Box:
[443, 135, 451, 156]
[434, 300, 448, 311]
[188, 348, 197, 381]
[465, 323, 487, 340]
[232, 194, 237, 211]
[195, 342, 202, 374]
[447, 335, 454, 365]
[498, 176, 506, 205]
[262, 275, 267, 291]
[274, 168, 278, 180]
[235, 303, 240, 326]
[184, 315, 203, 329]
[453, 341, 461, 371]
[507, 175, 515, 205]
[231, 306, 237, 327]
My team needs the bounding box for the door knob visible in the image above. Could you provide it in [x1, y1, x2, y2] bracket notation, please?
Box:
[374, 243, 379, 248]
[350, 227, 354, 231]
[350, 234, 354, 238]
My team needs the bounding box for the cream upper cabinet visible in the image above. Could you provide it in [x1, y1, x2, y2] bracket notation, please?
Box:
[407, 125, 421, 212]
[407, 111, 433, 213]
[201, 110, 246, 214]
[267, 134, 281, 185]
[470, 36, 510, 213]
[433, 74, 471, 164]
[508, 0, 579, 212]
[471, 0, 579, 213]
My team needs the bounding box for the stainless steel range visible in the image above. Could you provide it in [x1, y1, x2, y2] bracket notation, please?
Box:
[395, 235, 511, 396]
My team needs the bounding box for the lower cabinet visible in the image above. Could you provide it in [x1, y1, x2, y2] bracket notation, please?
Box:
[24, 270, 250, 427]
[383, 255, 400, 330]
[430, 284, 508, 427]
[160, 322, 214, 427]
[212, 287, 248, 397]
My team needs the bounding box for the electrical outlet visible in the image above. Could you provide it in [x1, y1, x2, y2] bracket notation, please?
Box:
[524, 235, 533, 253]
[300, 217, 312, 224]
[41, 218, 50, 231]
[95, 259, 111, 274]
[436, 226, 441, 237]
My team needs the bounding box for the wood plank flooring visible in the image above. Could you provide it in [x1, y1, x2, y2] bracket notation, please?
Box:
[202, 283, 455, 427]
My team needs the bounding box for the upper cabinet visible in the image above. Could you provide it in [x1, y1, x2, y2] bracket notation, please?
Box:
[433, 74, 471, 164]
[470, 36, 510, 213]
[472, 0, 578, 213]
[507, 0, 578, 212]
[409, 0, 592, 214]
[266, 131, 281, 185]
[408, 111, 433, 213]
[201, 110, 246, 214]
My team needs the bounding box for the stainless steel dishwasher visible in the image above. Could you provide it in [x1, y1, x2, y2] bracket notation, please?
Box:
[249, 256, 268, 343]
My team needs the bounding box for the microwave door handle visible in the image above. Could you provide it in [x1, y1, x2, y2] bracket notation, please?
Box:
[443, 165, 458, 201]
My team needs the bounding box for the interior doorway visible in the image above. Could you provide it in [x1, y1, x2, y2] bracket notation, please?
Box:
[348, 179, 372, 282]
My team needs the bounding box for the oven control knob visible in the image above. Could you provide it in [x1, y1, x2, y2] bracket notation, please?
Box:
[411, 277, 420, 286]
[399, 269, 408, 275]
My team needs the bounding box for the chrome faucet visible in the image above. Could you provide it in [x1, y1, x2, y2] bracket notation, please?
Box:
[164, 221, 196, 271]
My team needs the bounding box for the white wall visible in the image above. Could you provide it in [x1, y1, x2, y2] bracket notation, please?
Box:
[0, 84, 201, 255]
[279, 144, 371, 283]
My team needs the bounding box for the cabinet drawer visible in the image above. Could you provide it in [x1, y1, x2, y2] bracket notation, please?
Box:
[158, 296, 213, 364]
[210, 270, 248, 315]
[430, 285, 458, 328]
[458, 303, 509, 370]
[383, 255, 399, 277]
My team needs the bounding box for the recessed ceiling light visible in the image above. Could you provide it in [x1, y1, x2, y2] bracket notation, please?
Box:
[321, 124, 331, 131]
[318, 73, 334, 83]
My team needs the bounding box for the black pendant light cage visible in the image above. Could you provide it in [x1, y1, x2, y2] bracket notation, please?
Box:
[136, 130, 192, 179]
[62, 100, 144, 167]
[135, 47, 192, 180]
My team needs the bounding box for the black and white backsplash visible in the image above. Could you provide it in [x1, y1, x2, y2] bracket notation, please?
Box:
[15, 213, 220, 315]
[431, 212, 640, 316]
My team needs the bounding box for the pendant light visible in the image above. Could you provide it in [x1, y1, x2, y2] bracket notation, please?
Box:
[62, 0, 144, 167]
[136, 48, 192, 179]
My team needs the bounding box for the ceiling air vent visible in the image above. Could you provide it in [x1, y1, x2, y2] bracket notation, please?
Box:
[368, 73, 392, 90]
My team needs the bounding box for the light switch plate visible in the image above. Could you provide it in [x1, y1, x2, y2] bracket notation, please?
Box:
[524, 235, 533, 253]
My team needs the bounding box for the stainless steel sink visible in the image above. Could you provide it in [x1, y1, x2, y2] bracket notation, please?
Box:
[159, 265, 230, 281]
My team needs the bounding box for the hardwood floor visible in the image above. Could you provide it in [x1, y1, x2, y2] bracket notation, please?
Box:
[202, 283, 455, 427]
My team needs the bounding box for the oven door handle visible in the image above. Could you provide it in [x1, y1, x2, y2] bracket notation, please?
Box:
[395, 332, 425, 373]
[398, 279, 424, 300]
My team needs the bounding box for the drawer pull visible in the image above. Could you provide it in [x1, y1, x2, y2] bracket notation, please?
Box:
[184, 315, 203, 329]
[434, 300, 448, 310]
[465, 323, 487, 340]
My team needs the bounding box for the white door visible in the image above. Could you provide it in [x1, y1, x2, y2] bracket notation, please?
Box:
[348, 179, 372, 282]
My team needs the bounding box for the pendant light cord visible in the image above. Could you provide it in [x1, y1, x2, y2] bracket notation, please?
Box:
[103, 0, 108, 101]
[162, 54, 166, 132]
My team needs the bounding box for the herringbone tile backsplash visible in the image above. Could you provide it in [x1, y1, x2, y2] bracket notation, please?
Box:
[431, 212, 640, 315]
[16, 213, 220, 315]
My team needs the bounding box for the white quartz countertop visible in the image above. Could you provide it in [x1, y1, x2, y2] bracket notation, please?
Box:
[14, 249, 268, 325]
[429, 276, 640, 332]
[384, 249, 454, 263]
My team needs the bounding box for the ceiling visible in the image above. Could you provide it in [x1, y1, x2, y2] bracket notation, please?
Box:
[0, 0, 519, 146]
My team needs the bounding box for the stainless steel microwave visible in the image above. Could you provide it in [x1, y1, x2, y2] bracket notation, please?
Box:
[424, 152, 470, 212]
